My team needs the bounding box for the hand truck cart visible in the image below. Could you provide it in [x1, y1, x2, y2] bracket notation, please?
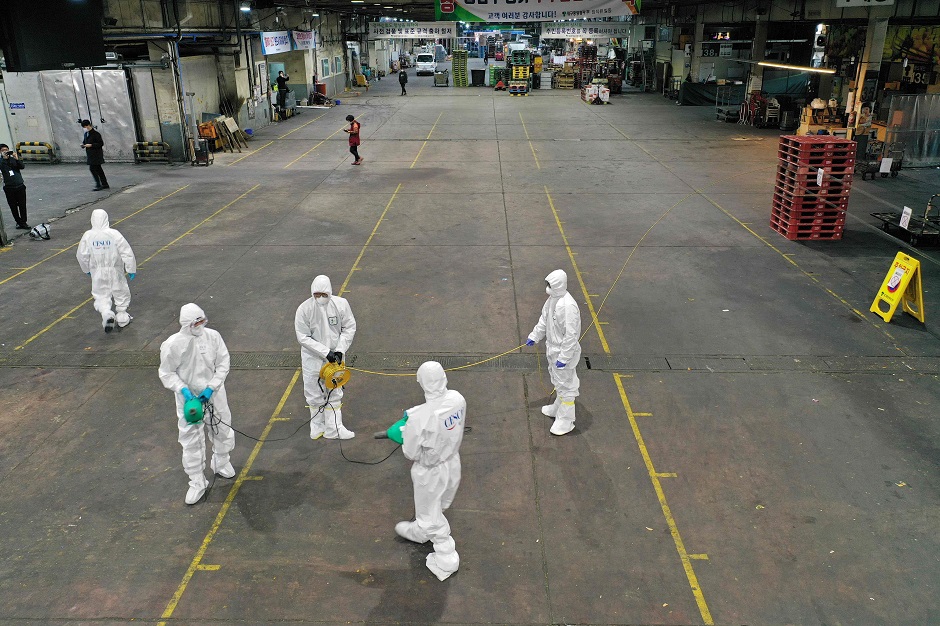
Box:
[871, 193, 940, 247]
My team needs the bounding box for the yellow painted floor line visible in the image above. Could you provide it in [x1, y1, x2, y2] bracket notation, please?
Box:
[157, 369, 301, 626]
[410, 112, 444, 169]
[227, 141, 274, 166]
[613, 374, 714, 625]
[544, 187, 610, 353]
[697, 189, 904, 350]
[158, 177, 398, 620]
[519, 111, 541, 170]
[339, 183, 402, 296]
[0, 185, 190, 288]
[139, 185, 260, 264]
[277, 112, 328, 139]
[283, 125, 348, 169]
[13, 185, 259, 351]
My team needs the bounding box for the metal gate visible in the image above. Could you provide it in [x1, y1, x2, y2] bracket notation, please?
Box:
[41, 69, 137, 162]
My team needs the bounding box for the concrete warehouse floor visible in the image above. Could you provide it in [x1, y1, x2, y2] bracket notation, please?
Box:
[0, 67, 938, 626]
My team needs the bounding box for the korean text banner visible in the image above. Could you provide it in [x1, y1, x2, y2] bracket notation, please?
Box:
[437, 0, 639, 22]
[261, 31, 292, 55]
[540, 21, 632, 39]
[292, 30, 316, 50]
[369, 22, 457, 39]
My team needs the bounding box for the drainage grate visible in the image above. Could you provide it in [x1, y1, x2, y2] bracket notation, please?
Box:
[1, 351, 938, 374]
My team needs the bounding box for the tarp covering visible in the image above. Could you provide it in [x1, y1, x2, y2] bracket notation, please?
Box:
[886, 94, 940, 167]
[678, 71, 809, 106]
[679, 83, 746, 106]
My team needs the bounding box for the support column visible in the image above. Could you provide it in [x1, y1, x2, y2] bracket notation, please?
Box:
[689, 5, 705, 82]
[850, 13, 889, 128]
[747, 16, 768, 93]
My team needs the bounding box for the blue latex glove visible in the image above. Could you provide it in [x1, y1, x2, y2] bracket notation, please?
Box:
[199, 388, 214, 401]
[127, 273, 136, 281]
[555, 360, 566, 368]
[86, 272, 91, 276]
[181, 388, 195, 401]
[525, 339, 535, 346]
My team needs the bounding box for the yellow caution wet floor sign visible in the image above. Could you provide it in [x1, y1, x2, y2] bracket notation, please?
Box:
[870, 252, 925, 323]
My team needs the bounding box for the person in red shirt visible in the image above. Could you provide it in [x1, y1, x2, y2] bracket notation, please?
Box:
[344, 115, 363, 165]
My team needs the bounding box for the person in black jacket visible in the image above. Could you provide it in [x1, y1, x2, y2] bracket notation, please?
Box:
[275, 71, 290, 113]
[399, 69, 408, 96]
[81, 120, 109, 191]
[0, 144, 29, 229]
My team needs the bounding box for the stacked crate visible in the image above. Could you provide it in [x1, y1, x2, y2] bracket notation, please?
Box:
[453, 50, 469, 87]
[508, 50, 531, 96]
[510, 49, 532, 66]
[577, 45, 597, 87]
[555, 62, 576, 89]
[772, 135, 856, 240]
[490, 65, 506, 86]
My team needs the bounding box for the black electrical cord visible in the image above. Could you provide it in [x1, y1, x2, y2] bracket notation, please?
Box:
[70, 70, 83, 123]
[90, 70, 105, 124]
[200, 386, 404, 465]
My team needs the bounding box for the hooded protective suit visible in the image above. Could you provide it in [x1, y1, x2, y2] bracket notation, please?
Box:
[395, 361, 466, 581]
[527, 269, 581, 435]
[294, 275, 357, 439]
[76, 209, 137, 329]
[159, 303, 235, 503]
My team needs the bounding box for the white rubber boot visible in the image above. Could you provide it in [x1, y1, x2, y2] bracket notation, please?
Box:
[324, 408, 355, 439]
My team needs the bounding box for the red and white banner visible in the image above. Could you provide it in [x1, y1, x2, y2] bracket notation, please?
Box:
[292, 30, 316, 50]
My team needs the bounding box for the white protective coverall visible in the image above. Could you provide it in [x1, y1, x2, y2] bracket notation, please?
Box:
[294, 275, 357, 439]
[76, 209, 137, 329]
[528, 269, 581, 435]
[158, 303, 235, 503]
[395, 361, 466, 581]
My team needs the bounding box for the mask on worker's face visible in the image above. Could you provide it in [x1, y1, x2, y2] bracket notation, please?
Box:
[315, 295, 329, 306]
[190, 317, 207, 336]
[545, 281, 552, 296]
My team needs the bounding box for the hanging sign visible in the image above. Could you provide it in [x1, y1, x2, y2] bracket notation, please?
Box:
[870, 251, 925, 323]
[261, 31, 292, 55]
[292, 30, 316, 50]
[369, 22, 457, 39]
[540, 21, 633, 39]
[437, 0, 639, 23]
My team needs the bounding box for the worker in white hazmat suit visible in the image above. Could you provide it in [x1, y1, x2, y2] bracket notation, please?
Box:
[158, 303, 236, 505]
[525, 269, 581, 436]
[294, 275, 357, 439]
[76, 208, 137, 332]
[393, 361, 467, 581]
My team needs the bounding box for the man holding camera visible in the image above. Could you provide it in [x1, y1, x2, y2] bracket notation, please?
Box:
[0, 144, 29, 230]
[81, 120, 109, 191]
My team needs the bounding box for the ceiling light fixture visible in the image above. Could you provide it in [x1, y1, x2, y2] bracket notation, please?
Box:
[239, 1, 252, 11]
[757, 61, 835, 74]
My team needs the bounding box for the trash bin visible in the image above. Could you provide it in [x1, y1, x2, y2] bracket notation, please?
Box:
[434, 70, 449, 87]
[779, 110, 798, 132]
[471, 68, 485, 86]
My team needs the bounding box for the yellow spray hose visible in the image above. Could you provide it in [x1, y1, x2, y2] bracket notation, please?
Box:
[347, 343, 529, 377]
